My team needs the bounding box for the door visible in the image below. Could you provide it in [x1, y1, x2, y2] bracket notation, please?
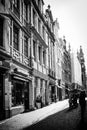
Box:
[24, 82, 29, 111]
[0, 74, 4, 120]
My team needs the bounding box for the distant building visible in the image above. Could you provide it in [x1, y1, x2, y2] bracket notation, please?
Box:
[63, 37, 72, 98]
[54, 19, 63, 101]
[71, 51, 82, 89]
[77, 46, 86, 90]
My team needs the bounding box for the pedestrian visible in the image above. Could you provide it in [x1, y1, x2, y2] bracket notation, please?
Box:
[79, 90, 86, 120]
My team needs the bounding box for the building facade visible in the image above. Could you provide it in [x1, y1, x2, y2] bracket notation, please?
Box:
[0, 0, 32, 120]
[31, 0, 48, 108]
[63, 38, 72, 98]
[45, 5, 56, 103]
[53, 19, 64, 101]
[0, 0, 57, 120]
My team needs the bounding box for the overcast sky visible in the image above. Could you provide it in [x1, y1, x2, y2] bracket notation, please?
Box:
[44, 0, 87, 71]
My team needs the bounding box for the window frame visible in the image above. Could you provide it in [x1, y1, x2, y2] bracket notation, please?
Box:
[24, 35, 28, 57]
[33, 40, 36, 61]
[0, 17, 3, 47]
[13, 25, 19, 51]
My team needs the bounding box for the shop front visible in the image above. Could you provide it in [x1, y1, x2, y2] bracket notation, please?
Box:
[10, 71, 32, 116]
[49, 78, 56, 103]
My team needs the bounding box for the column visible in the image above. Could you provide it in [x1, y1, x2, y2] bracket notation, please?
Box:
[42, 80, 45, 105]
[4, 71, 11, 118]
[29, 77, 34, 109]
[36, 78, 40, 96]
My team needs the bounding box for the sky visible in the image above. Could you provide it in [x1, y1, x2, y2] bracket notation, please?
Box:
[44, 0, 87, 72]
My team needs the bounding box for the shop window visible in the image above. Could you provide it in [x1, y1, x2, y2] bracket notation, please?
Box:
[13, 25, 19, 50]
[11, 81, 24, 107]
[0, 18, 3, 47]
[24, 36, 28, 57]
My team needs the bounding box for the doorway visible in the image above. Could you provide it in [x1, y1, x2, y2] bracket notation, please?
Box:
[0, 73, 4, 120]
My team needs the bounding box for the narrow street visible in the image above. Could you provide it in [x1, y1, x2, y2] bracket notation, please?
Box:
[24, 101, 87, 130]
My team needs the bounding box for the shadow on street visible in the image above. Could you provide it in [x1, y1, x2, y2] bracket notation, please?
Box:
[23, 101, 87, 130]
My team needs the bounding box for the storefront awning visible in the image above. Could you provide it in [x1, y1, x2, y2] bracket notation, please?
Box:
[12, 72, 32, 82]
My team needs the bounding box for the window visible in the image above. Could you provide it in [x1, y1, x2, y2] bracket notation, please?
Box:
[33, 40, 36, 61]
[38, 0, 41, 10]
[24, 1, 28, 27]
[13, 0, 20, 17]
[42, 26, 45, 39]
[33, 9, 36, 27]
[11, 81, 24, 107]
[0, 18, 3, 47]
[14, 0, 19, 9]
[24, 36, 28, 57]
[28, 2, 31, 23]
[38, 46, 41, 63]
[38, 18, 41, 33]
[43, 50, 46, 65]
[13, 25, 19, 50]
[1, 0, 5, 5]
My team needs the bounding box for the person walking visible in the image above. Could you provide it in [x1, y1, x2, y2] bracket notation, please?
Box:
[79, 90, 86, 120]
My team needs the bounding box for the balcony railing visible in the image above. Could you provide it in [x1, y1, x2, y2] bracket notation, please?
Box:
[10, 46, 32, 68]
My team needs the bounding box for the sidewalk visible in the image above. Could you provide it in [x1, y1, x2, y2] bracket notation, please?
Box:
[0, 99, 69, 130]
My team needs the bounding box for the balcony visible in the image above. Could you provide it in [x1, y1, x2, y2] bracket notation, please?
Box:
[10, 46, 32, 68]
